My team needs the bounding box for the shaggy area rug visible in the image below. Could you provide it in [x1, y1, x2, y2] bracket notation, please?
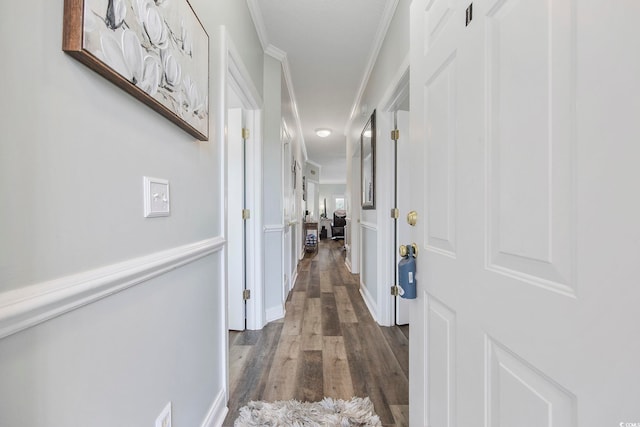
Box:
[234, 396, 382, 426]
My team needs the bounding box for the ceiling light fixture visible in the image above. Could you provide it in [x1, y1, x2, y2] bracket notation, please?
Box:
[315, 128, 332, 138]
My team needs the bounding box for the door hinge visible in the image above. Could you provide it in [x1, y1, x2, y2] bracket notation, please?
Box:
[391, 285, 400, 296]
[243, 289, 251, 300]
[242, 209, 251, 220]
[242, 128, 250, 139]
[390, 208, 399, 219]
[391, 129, 400, 141]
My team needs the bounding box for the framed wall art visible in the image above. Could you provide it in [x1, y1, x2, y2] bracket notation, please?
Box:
[63, 0, 210, 140]
[361, 110, 376, 209]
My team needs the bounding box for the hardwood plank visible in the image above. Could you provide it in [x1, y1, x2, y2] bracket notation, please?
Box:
[329, 267, 343, 286]
[307, 263, 321, 298]
[262, 334, 302, 401]
[321, 292, 342, 336]
[341, 323, 368, 397]
[322, 336, 354, 399]
[232, 330, 261, 346]
[320, 273, 333, 293]
[380, 326, 409, 378]
[301, 298, 323, 351]
[228, 344, 253, 393]
[339, 264, 357, 285]
[294, 269, 309, 292]
[389, 405, 409, 427]
[359, 323, 409, 405]
[342, 323, 395, 425]
[224, 322, 283, 424]
[296, 350, 324, 402]
[281, 291, 305, 336]
[345, 283, 375, 324]
[334, 285, 358, 323]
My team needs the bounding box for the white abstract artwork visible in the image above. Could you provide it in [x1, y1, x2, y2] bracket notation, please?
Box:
[64, 0, 209, 139]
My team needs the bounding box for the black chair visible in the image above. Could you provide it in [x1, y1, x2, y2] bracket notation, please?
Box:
[331, 210, 347, 239]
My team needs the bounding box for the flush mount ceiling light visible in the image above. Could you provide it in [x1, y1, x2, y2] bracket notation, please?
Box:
[315, 128, 332, 138]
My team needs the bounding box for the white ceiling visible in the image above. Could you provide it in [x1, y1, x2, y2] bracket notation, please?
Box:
[247, 0, 398, 184]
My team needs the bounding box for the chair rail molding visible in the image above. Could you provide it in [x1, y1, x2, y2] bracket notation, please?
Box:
[0, 237, 225, 340]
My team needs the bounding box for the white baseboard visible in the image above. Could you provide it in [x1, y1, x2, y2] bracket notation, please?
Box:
[266, 304, 285, 323]
[345, 257, 352, 272]
[359, 282, 379, 324]
[201, 388, 228, 427]
[0, 237, 225, 340]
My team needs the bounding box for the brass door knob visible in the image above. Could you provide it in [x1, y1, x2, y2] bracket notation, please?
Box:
[399, 243, 418, 258]
[399, 245, 408, 257]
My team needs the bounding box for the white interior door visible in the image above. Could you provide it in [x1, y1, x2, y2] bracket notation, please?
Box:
[395, 110, 411, 326]
[227, 107, 246, 331]
[409, 0, 640, 425]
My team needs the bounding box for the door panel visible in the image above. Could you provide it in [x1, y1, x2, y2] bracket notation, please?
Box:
[425, 53, 457, 257]
[486, 0, 575, 294]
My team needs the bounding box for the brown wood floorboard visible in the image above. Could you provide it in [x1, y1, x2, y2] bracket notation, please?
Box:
[224, 239, 409, 426]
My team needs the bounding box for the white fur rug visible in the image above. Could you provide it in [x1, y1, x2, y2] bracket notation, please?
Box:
[234, 397, 382, 426]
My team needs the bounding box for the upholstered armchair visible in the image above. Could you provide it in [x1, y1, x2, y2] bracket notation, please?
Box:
[331, 210, 347, 239]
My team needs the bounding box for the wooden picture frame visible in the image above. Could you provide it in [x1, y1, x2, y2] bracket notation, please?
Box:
[361, 110, 376, 209]
[63, 0, 209, 140]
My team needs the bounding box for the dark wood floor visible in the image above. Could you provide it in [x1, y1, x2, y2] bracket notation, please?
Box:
[223, 239, 409, 426]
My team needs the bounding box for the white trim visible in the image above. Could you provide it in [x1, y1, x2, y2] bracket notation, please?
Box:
[261, 42, 309, 163]
[264, 224, 285, 233]
[344, 0, 400, 135]
[306, 159, 322, 170]
[224, 32, 263, 109]
[265, 44, 286, 62]
[266, 305, 285, 323]
[319, 179, 347, 185]
[0, 237, 225, 341]
[246, 0, 269, 50]
[200, 388, 228, 427]
[377, 61, 411, 328]
[345, 258, 352, 273]
[281, 53, 309, 162]
[379, 54, 410, 112]
[360, 221, 378, 231]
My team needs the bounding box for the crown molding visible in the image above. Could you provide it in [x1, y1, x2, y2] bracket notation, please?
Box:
[265, 44, 286, 62]
[246, 0, 269, 49]
[277, 49, 309, 162]
[344, 0, 400, 135]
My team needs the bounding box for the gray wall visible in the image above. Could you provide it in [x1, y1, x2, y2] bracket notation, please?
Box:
[346, 0, 410, 323]
[0, 0, 263, 424]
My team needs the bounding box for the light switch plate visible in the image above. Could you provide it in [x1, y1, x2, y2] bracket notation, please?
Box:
[144, 176, 170, 218]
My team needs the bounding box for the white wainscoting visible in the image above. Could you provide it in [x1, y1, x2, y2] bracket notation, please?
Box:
[264, 224, 285, 324]
[359, 221, 379, 322]
[0, 237, 225, 340]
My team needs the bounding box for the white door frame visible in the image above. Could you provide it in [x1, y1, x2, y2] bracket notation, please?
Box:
[219, 26, 263, 402]
[377, 55, 410, 326]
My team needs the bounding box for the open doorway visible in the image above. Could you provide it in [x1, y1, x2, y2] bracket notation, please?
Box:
[381, 67, 410, 327]
[221, 28, 264, 404]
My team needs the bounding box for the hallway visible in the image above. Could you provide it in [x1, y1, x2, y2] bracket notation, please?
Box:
[224, 239, 409, 426]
